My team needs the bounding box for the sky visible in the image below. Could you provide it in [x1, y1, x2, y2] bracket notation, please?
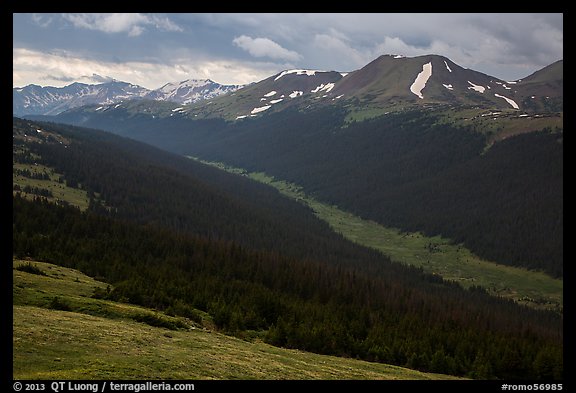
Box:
[13, 13, 563, 90]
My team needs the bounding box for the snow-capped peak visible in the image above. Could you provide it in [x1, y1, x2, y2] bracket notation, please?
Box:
[274, 69, 325, 81]
[145, 79, 243, 105]
[13, 78, 244, 116]
[158, 79, 213, 93]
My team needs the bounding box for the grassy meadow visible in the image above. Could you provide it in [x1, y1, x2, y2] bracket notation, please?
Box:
[12, 162, 91, 211]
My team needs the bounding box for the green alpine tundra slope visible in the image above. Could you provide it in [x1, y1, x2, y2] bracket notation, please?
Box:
[13, 260, 462, 380]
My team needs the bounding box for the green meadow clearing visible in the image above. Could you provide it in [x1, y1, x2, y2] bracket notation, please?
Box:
[12, 162, 91, 211]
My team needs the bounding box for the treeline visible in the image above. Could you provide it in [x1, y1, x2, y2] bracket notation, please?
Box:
[66, 107, 562, 277]
[13, 168, 51, 180]
[12, 184, 53, 197]
[13, 195, 563, 379]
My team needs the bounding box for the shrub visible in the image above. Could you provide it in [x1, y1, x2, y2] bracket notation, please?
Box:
[48, 296, 72, 311]
[15, 262, 47, 276]
[132, 313, 188, 331]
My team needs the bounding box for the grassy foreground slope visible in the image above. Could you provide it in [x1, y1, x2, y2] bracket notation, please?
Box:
[13, 260, 460, 380]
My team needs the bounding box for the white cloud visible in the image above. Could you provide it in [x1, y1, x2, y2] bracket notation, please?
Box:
[373, 36, 417, 57]
[31, 13, 53, 28]
[62, 13, 182, 36]
[85, 73, 116, 83]
[233, 35, 302, 62]
[13, 48, 280, 89]
[372, 36, 458, 60]
[313, 33, 368, 68]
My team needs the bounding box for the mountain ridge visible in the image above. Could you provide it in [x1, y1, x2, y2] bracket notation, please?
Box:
[180, 54, 562, 120]
[331, 54, 517, 106]
[15, 54, 562, 119]
[144, 78, 243, 105]
[13, 78, 244, 116]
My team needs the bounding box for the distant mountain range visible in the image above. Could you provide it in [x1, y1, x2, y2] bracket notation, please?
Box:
[14, 54, 562, 118]
[13, 79, 243, 116]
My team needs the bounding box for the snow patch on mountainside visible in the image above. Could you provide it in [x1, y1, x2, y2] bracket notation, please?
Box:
[494, 81, 512, 90]
[264, 91, 277, 97]
[289, 91, 303, 98]
[443, 84, 453, 91]
[311, 83, 335, 94]
[274, 69, 322, 81]
[467, 81, 485, 93]
[319, 83, 335, 93]
[410, 62, 433, 99]
[494, 94, 519, 109]
[444, 61, 452, 73]
[311, 84, 324, 93]
[251, 105, 271, 114]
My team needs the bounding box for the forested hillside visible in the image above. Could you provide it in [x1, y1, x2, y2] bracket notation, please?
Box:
[48, 106, 563, 277]
[13, 118, 563, 379]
